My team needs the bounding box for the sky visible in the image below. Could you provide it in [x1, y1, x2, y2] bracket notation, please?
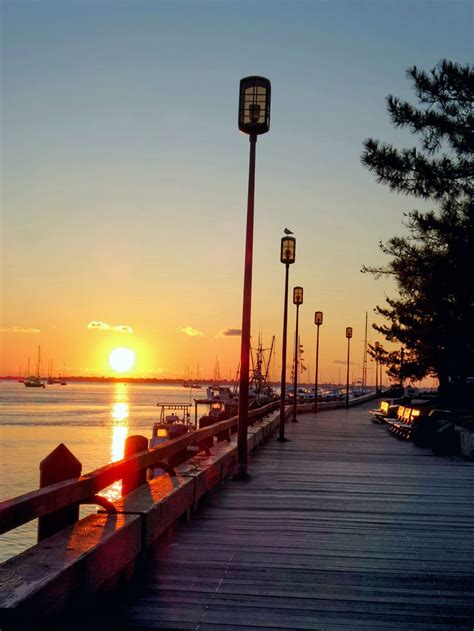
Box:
[1, 0, 472, 384]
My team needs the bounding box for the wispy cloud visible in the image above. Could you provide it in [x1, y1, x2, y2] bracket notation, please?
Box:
[87, 321, 134, 334]
[179, 326, 204, 337]
[333, 359, 357, 366]
[220, 328, 241, 337]
[0, 326, 40, 334]
[113, 324, 134, 334]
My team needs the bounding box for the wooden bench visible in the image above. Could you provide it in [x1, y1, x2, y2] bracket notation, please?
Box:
[384, 402, 444, 442]
[369, 400, 402, 424]
[385, 405, 419, 439]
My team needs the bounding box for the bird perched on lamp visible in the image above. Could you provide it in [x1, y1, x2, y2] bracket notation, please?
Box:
[284, 228, 294, 235]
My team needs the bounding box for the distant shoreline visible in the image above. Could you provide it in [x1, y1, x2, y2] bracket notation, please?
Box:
[0, 376, 339, 387]
[0, 376, 225, 385]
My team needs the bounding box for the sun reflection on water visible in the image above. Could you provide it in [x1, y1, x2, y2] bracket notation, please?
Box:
[100, 384, 130, 503]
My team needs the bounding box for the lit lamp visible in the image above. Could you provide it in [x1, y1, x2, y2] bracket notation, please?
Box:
[345, 327, 353, 409]
[236, 76, 271, 479]
[292, 286, 304, 423]
[278, 236, 296, 442]
[314, 311, 323, 413]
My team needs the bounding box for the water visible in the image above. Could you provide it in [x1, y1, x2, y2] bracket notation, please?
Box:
[0, 380, 211, 562]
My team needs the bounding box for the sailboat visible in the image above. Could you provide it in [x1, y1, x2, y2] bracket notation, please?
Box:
[190, 364, 202, 389]
[24, 346, 45, 388]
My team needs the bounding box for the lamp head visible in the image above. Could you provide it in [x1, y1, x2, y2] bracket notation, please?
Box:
[293, 286, 304, 305]
[238, 76, 271, 135]
[280, 236, 296, 264]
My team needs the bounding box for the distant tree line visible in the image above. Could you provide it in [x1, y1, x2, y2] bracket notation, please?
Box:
[361, 60, 474, 407]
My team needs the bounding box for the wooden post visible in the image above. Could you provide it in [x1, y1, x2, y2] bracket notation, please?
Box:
[38, 444, 82, 542]
[122, 435, 148, 496]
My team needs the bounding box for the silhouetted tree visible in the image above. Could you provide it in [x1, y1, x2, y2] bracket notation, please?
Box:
[362, 60, 474, 406]
[367, 344, 425, 387]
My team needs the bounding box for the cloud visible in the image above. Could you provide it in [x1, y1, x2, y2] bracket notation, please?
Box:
[0, 326, 40, 334]
[179, 326, 204, 337]
[221, 328, 242, 337]
[87, 321, 134, 333]
[333, 359, 357, 366]
[113, 324, 134, 334]
[88, 321, 111, 331]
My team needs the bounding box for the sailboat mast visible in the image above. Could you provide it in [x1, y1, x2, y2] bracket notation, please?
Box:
[362, 312, 368, 390]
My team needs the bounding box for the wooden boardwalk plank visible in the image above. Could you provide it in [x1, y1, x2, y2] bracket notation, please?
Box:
[111, 403, 474, 630]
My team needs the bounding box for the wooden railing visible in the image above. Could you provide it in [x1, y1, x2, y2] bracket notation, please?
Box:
[0, 396, 375, 624]
[0, 400, 279, 536]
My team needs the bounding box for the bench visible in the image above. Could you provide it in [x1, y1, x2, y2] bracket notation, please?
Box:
[384, 402, 449, 443]
[385, 405, 419, 439]
[369, 400, 401, 424]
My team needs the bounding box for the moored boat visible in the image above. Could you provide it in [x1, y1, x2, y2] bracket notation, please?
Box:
[24, 375, 45, 388]
[24, 346, 45, 388]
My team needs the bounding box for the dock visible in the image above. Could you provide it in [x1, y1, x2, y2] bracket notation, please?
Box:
[2, 400, 474, 630]
[111, 401, 474, 629]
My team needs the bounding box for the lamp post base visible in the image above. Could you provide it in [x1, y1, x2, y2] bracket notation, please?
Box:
[276, 436, 290, 442]
[233, 465, 251, 481]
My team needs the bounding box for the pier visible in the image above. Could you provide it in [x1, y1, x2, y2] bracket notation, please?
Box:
[1, 400, 474, 629]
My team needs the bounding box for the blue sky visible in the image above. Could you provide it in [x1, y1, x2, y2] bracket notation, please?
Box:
[1, 0, 472, 380]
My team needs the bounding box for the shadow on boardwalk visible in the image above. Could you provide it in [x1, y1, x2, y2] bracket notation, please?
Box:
[106, 402, 474, 630]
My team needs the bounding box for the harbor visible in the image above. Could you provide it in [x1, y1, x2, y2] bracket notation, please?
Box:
[1, 1, 472, 628]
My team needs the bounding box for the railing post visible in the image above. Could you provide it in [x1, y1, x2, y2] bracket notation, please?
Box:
[38, 444, 82, 542]
[122, 435, 148, 496]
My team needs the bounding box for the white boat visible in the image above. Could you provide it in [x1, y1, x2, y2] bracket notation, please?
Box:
[150, 404, 194, 448]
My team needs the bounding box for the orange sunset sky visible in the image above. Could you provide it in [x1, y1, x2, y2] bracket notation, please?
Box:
[1, 1, 471, 385]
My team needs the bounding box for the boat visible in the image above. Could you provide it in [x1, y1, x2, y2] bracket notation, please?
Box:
[248, 334, 278, 406]
[24, 376, 45, 388]
[150, 403, 195, 470]
[24, 347, 45, 388]
[150, 404, 194, 448]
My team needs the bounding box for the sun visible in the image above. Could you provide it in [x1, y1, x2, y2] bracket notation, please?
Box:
[109, 347, 136, 373]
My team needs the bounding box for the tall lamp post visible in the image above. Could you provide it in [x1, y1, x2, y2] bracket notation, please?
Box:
[292, 287, 304, 423]
[379, 344, 384, 393]
[374, 341, 380, 395]
[313, 311, 323, 413]
[345, 327, 353, 409]
[278, 236, 296, 442]
[236, 76, 271, 479]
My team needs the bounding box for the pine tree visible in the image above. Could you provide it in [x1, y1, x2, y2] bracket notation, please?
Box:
[361, 60, 474, 406]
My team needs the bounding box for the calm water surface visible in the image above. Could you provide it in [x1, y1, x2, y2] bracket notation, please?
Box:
[0, 380, 209, 562]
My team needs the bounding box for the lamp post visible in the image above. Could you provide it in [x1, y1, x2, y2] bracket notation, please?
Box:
[292, 287, 304, 423]
[379, 344, 384, 393]
[345, 327, 352, 409]
[278, 236, 296, 442]
[313, 311, 323, 413]
[236, 76, 271, 479]
[374, 341, 380, 395]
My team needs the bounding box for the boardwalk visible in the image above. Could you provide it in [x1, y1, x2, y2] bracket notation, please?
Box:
[114, 402, 474, 630]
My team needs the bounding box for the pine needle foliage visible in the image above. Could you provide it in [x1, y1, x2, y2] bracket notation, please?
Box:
[361, 60, 474, 405]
